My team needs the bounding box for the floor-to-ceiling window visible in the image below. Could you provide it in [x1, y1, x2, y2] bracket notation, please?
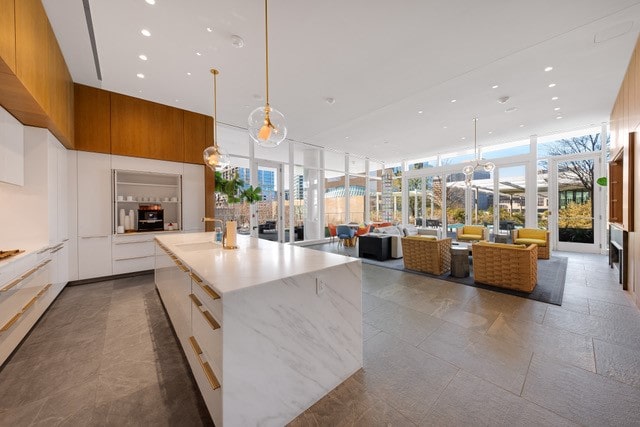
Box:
[324, 151, 347, 225]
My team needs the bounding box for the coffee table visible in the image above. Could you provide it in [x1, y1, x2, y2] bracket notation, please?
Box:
[358, 234, 391, 261]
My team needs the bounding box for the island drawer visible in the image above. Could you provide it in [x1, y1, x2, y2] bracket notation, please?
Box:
[113, 256, 155, 274]
[112, 240, 155, 259]
[190, 273, 222, 324]
[190, 293, 222, 370]
[186, 335, 222, 426]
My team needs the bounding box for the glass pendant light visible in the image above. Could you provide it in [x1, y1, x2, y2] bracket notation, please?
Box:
[203, 68, 230, 171]
[248, 0, 287, 147]
[462, 117, 494, 186]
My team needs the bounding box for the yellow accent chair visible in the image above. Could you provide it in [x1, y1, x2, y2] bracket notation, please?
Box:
[472, 242, 538, 292]
[511, 228, 550, 259]
[455, 225, 489, 242]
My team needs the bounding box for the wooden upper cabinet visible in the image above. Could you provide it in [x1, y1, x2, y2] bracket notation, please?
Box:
[111, 93, 184, 162]
[0, 0, 16, 74]
[183, 111, 207, 164]
[14, 0, 50, 115]
[74, 84, 111, 153]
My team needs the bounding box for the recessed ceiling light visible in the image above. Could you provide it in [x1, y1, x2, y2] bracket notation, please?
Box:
[544, 66, 553, 72]
[554, 107, 560, 111]
[461, 136, 466, 140]
[145, 0, 155, 4]
[206, 27, 213, 33]
[187, 72, 191, 76]
[138, 54, 147, 61]
[137, 73, 145, 79]
[140, 29, 151, 37]
[497, 96, 510, 104]
[345, 136, 350, 140]
[492, 85, 499, 89]
[196, 52, 202, 56]
[138, 90, 143, 93]
[450, 99, 457, 103]
[505, 107, 518, 113]
[175, 99, 179, 102]
[418, 110, 423, 114]
[488, 131, 493, 134]
[231, 35, 245, 48]
[443, 126, 448, 129]
[325, 97, 336, 105]
[556, 116, 563, 119]
[552, 96, 559, 101]
[519, 124, 525, 127]
[548, 83, 556, 88]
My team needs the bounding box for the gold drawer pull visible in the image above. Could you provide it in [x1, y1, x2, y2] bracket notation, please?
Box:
[189, 336, 221, 390]
[0, 285, 49, 332]
[189, 293, 202, 307]
[189, 273, 202, 283]
[202, 310, 221, 330]
[41, 259, 51, 267]
[1, 277, 22, 292]
[177, 264, 189, 273]
[199, 282, 220, 301]
[21, 267, 38, 280]
[190, 294, 221, 330]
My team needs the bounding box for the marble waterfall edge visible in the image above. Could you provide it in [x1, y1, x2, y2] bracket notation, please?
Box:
[222, 261, 362, 426]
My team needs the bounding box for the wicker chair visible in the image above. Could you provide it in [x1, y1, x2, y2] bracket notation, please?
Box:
[456, 225, 489, 242]
[511, 228, 550, 259]
[401, 236, 452, 275]
[472, 242, 538, 292]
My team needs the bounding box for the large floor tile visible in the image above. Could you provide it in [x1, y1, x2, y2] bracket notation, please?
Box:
[425, 370, 577, 426]
[288, 371, 416, 427]
[522, 353, 640, 426]
[419, 321, 533, 395]
[594, 338, 640, 388]
[544, 305, 640, 351]
[364, 299, 443, 346]
[487, 314, 595, 372]
[363, 332, 458, 424]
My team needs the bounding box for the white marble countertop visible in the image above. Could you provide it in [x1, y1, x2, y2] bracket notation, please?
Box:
[155, 232, 360, 295]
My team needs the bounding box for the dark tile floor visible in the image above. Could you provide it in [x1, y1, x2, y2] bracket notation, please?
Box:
[0, 275, 212, 427]
[1, 252, 639, 426]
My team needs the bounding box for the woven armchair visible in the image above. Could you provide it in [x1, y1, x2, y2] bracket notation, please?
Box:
[401, 236, 452, 275]
[456, 225, 489, 242]
[472, 242, 538, 292]
[511, 228, 550, 259]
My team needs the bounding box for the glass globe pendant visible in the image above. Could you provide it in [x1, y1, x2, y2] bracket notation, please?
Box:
[203, 68, 230, 171]
[462, 117, 494, 179]
[248, 0, 287, 147]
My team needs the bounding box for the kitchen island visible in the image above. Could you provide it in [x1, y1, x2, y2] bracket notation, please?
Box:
[154, 232, 362, 426]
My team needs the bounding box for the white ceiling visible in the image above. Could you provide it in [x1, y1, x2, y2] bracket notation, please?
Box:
[43, 0, 640, 163]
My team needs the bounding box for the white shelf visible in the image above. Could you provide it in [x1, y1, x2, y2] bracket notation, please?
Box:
[118, 182, 178, 188]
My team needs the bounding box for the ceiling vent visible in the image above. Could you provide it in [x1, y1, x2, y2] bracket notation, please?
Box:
[497, 96, 510, 104]
[594, 21, 633, 43]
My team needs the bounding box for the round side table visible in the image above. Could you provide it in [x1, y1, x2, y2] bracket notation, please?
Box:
[450, 247, 470, 278]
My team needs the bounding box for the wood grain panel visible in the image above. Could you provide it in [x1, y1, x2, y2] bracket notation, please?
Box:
[74, 84, 111, 153]
[14, 0, 50, 114]
[184, 110, 207, 164]
[47, 27, 74, 146]
[0, 0, 15, 74]
[111, 93, 184, 162]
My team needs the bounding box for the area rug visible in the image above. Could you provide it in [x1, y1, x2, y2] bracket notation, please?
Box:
[306, 242, 567, 306]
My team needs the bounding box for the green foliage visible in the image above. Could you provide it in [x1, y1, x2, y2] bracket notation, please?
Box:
[214, 171, 262, 204]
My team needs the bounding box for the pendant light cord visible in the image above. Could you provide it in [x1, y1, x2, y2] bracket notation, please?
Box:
[211, 68, 219, 148]
[264, 0, 270, 106]
[473, 117, 478, 161]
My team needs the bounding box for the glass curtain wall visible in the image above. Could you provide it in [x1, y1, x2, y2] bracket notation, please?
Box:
[369, 161, 384, 222]
[496, 165, 526, 234]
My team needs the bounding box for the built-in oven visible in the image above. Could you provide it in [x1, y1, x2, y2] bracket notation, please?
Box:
[137, 208, 164, 231]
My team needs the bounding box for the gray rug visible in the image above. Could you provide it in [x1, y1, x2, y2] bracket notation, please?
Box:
[307, 242, 567, 306]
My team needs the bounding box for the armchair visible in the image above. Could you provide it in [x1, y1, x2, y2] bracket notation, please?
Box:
[456, 225, 489, 242]
[401, 236, 452, 275]
[472, 242, 538, 292]
[336, 225, 355, 247]
[511, 228, 550, 259]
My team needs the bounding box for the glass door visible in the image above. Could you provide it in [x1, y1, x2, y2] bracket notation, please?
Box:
[251, 160, 285, 243]
[550, 154, 602, 253]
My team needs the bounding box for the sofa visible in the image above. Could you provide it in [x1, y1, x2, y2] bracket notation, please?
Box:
[401, 236, 452, 275]
[511, 228, 550, 259]
[456, 225, 489, 242]
[372, 224, 443, 258]
[471, 242, 538, 292]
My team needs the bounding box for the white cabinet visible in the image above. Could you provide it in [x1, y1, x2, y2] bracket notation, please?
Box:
[182, 164, 205, 232]
[0, 106, 24, 186]
[57, 145, 68, 241]
[78, 236, 112, 280]
[77, 151, 112, 237]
